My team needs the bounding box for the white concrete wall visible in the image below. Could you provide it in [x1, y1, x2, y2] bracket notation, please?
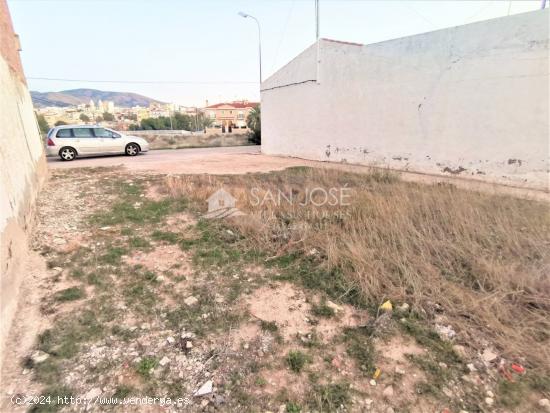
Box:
[0, 2, 46, 369]
[262, 10, 550, 190]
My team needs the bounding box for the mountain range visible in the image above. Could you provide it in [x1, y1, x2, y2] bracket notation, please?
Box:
[31, 88, 163, 108]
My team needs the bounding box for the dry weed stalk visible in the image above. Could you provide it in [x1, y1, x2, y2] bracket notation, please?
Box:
[165, 168, 550, 369]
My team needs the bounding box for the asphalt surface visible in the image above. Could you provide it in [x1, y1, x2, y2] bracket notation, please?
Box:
[47, 145, 314, 175]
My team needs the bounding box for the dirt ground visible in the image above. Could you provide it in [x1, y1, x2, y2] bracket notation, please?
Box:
[2, 149, 548, 413]
[47, 146, 549, 202]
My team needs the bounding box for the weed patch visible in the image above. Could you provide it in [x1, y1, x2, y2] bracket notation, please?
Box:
[37, 310, 103, 359]
[260, 320, 278, 332]
[55, 287, 85, 302]
[311, 299, 335, 318]
[136, 357, 158, 378]
[29, 385, 73, 413]
[287, 350, 310, 373]
[309, 382, 350, 411]
[151, 230, 180, 244]
[343, 327, 376, 375]
[165, 167, 550, 370]
[91, 197, 187, 226]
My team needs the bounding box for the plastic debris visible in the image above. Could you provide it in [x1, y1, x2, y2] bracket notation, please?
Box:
[194, 380, 213, 397]
[511, 363, 525, 374]
[380, 300, 393, 312]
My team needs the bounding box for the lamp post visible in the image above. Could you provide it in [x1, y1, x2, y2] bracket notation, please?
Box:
[238, 11, 262, 86]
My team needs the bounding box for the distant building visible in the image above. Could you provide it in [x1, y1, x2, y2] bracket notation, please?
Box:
[203, 100, 258, 129]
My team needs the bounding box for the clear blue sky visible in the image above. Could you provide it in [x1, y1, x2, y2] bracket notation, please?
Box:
[7, 0, 544, 106]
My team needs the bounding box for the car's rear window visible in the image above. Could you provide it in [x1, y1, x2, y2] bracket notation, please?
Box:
[73, 128, 94, 137]
[56, 129, 73, 138]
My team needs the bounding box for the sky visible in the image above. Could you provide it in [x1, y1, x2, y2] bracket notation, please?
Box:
[7, 0, 545, 106]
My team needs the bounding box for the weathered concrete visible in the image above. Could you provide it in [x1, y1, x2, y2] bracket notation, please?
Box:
[262, 10, 550, 190]
[0, 0, 46, 371]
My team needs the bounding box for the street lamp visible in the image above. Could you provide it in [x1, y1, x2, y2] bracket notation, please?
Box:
[238, 11, 262, 86]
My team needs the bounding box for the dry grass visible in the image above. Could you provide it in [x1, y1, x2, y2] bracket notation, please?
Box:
[165, 167, 550, 370]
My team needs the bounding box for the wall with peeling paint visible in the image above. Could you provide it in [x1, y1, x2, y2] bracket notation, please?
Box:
[261, 10, 549, 190]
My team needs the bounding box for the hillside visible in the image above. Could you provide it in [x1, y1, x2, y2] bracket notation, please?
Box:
[31, 88, 163, 108]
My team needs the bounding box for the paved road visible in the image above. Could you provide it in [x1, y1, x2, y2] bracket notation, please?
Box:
[47, 145, 312, 175]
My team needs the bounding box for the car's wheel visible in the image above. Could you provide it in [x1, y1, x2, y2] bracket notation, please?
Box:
[125, 143, 140, 156]
[59, 147, 76, 161]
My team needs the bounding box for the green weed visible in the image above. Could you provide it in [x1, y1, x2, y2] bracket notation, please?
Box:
[287, 350, 310, 373]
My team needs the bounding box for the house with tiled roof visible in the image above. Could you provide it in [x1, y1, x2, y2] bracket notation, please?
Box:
[203, 100, 259, 130]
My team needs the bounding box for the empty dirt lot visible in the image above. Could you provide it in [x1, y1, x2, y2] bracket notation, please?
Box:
[47, 146, 548, 202]
[4, 156, 547, 412]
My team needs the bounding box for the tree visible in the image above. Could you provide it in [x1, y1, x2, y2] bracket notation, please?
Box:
[79, 113, 90, 122]
[137, 113, 193, 131]
[36, 113, 49, 134]
[54, 120, 67, 126]
[103, 112, 115, 121]
[172, 112, 192, 130]
[95, 116, 103, 122]
[246, 105, 261, 144]
[193, 112, 213, 131]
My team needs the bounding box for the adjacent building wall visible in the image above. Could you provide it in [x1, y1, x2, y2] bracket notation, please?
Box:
[0, 0, 46, 369]
[262, 10, 550, 190]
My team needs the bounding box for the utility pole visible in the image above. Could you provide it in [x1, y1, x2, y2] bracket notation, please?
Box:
[315, 0, 321, 84]
[542, 0, 547, 9]
[315, 0, 319, 40]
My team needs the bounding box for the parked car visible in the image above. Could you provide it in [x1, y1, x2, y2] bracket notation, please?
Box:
[46, 125, 149, 161]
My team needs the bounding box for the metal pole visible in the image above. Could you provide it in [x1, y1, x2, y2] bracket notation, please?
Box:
[238, 12, 262, 86]
[250, 16, 262, 85]
[315, 0, 319, 40]
[315, 0, 321, 84]
[542, 0, 547, 9]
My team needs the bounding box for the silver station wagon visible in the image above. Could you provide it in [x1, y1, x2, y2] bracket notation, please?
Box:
[46, 125, 149, 161]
